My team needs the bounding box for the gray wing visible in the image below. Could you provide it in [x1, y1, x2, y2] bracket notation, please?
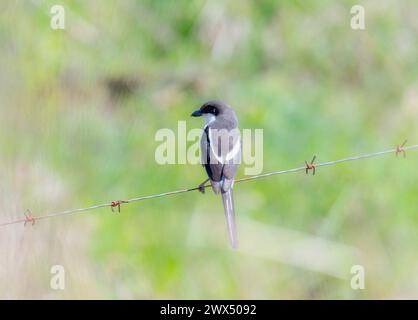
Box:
[201, 123, 241, 193]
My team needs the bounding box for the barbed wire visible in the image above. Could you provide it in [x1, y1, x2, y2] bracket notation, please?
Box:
[0, 141, 416, 228]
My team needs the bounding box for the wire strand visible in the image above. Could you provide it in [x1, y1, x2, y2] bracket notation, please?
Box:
[1, 143, 417, 228]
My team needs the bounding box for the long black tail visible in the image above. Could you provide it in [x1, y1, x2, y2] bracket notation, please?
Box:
[221, 188, 238, 249]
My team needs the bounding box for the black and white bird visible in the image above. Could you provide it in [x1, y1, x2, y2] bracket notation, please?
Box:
[191, 100, 241, 248]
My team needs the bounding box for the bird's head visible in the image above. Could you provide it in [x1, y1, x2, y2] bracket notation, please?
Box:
[191, 100, 236, 125]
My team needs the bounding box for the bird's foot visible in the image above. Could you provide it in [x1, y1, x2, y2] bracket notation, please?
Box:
[197, 179, 210, 194]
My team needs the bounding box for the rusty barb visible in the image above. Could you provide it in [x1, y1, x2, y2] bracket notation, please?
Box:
[305, 155, 317, 175]
[396, 140, 407, 158]
[110, 200, 129, 213]
[1, 142, 418, 228]
[24, 209, 35, 226]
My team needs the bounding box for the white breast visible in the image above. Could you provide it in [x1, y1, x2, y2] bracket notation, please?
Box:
[204, 114, 216, 126]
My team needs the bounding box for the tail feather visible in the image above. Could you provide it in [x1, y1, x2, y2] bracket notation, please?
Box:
[221, 189, 238, 249]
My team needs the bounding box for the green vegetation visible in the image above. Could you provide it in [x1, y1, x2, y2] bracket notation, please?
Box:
[1, 0, 418, 299]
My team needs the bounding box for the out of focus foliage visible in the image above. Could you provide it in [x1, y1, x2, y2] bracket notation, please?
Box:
[1, 0, 418, 299]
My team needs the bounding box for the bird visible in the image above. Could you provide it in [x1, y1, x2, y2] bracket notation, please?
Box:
[191, 100, 241, 248]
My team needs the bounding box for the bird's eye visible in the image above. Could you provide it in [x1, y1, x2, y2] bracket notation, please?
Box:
[212, 108, 216, 114]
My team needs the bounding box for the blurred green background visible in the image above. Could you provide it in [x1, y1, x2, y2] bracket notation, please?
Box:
[1, 0, 418, 299]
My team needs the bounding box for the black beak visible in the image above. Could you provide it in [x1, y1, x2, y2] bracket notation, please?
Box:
[191, 110, 202, 117]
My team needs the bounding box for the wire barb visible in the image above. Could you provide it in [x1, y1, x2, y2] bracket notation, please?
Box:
[396, 140, 407, 158]
[1, 143, 418, 228]
[24, 210, 35, 226]
[110, 200, 129, 213]
[305, 155, 317, 175]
